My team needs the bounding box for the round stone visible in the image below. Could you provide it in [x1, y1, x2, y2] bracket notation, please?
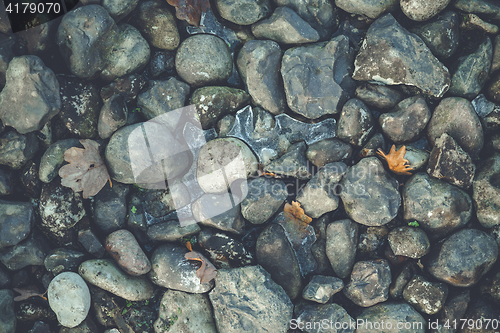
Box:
[48, 272, 91, 328]
[175, 34, 232, 86]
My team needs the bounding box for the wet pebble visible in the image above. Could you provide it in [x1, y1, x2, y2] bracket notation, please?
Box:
[379, 96, 431, 143]
[344, 259, 391, 307]
[237, 40, 286, 115]
[306, 138, 352, 167]
[326, 219, 358, 278]
[356, 302, 426, 333]
[148, 243, 214, 293]
[0, 55, 60, 134]
[155, 290, 217, 333]
[427, 133, 476, 189]
[473, 153, 500, 228]
[388, 226, 430, 259]
[105, 229, 151, 276]
[296, 162, 347, 218]
[251, 6, 319, 44]
[402, 275, 448, 315]
[175, 34, 232, 86]
[355, 83, 403, 110]
[427, 97, 484, 158]
[209, 265, 293, 333]
[241, 177, 288, 225]
[135, 0, 179, 50]
[256, 223, 302, 299]
[48, 272, 91, 328]
[0, 200, 33, 250]
[79, 259, 154, 301]
[0, 130, 38, 170]
[92, 182, 129, 233]
[403, 173, 472, 239]
[337, 98, 375, 147]
[301, 275, 344, 304]
[147, 220, 200, 242]
[215, 0, 271, 25]
[426, 228, 498, 287]
[340, 157, 401, 226]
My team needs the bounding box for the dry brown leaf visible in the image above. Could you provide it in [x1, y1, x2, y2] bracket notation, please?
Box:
[13, 287, 47, 301]
[166, 0, 210, 27]
[376, 145, 414, 176]
[185, 250, 217, 283]
[58, 139, 111, 199]
[284, 201, 312, 225]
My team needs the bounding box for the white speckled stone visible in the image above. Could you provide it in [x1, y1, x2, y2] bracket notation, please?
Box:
[48, 272, 91, 328]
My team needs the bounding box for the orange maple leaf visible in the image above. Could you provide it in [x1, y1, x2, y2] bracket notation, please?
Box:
[284, 201, 312, 224]
[376, 145, 413, 176]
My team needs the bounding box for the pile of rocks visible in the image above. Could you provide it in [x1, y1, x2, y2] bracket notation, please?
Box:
[0, 0, 500, 332]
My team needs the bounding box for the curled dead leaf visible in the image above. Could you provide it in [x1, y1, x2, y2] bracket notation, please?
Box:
[13, 287, 47, 301]
[185, 241, 217, 283]
[284, 201, 312, 225]
[376, 144, 414, 176]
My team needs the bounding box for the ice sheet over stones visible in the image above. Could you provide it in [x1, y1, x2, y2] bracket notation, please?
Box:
[281, 35, 356, 119]
[227, 105, 337, 164]
[353, 14, 451, 98]
[340, 157, 401, 226]
[209, 266, 293, 333]
[0, 55, 61, 134]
